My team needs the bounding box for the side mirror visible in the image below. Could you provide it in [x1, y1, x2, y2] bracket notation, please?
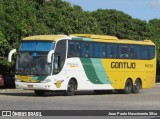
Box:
[47, 50, 54, 63]
[8, 49, 16, 62]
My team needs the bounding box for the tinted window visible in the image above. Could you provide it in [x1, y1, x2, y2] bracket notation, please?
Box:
[119, 45, 130, 58]
[67, 40, 155, 60]
[141, 46, 149, 60]
[68, 41, 76, 57]
[20, 41, 54, 52]
[89, 42, 94, 57]
[94, 43, 100, 57]
[129, 46, 136, 59]
[149, 46, 155, 59]
[107, 44, 118, 58]
[134, 45, 141, 59]
[81, 42, 94, 57]
[75, 41, 82, 57]
[100, 44, 107, 58]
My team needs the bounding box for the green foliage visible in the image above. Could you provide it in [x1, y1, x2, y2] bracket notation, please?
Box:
[91, 9, 150, 40]
[147, 19, 160, 60]
[0, 0, 160, 74]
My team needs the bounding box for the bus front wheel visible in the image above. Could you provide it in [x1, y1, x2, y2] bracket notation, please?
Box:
[64, 80, 76, 96]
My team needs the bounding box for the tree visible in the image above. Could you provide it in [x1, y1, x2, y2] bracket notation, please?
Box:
[0, 0, 37, 74]
[147, 19, 160, 61]
[91, 9, 149, 40]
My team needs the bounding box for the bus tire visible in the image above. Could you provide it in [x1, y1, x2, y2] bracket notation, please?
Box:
[132, 79, 141, 94]
[123, 79, 132, 94]
[64, 80, 76, 96]
[34, 90, 45, 96]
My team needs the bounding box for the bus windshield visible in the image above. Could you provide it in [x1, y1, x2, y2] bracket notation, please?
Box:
[16, 52, 51, 76]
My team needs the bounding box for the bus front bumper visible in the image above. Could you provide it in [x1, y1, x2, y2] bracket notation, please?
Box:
[15, 82, 54, 90]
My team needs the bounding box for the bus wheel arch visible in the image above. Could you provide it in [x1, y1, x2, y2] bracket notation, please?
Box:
[132, 78, 142, 94]
[64, 78, 77, 96]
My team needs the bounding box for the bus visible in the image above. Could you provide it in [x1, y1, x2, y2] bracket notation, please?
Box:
[8, 34, 156, 96]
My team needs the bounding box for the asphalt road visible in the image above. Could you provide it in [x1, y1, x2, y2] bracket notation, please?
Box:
[0, 84, 160, 119]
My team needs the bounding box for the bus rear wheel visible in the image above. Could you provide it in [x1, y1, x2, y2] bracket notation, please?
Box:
[34, 90, 45, 96]
[120, 79, 132, 94]
[132, 79, 141, 94]
[64, 80, 76, 96]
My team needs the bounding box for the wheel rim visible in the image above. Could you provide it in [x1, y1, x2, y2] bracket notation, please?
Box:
[126, 82, 131, 91]
[68, 84, 74, 92]
[135, 80, 141, 90]
[68, 83, 75, 93]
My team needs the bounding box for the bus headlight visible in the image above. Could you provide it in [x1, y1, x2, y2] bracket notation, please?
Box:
[40, 79, 51, 83]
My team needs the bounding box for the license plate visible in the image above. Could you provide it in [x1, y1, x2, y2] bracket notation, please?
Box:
[28, 85, 33, 88]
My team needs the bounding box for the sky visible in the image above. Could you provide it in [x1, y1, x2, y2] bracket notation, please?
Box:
[64, 0, 160, 21]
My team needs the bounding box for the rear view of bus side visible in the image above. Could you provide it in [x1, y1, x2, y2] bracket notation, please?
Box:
[8, 34, 156, 96]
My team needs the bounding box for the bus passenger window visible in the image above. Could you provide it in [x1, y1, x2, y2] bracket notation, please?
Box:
[68, 42, 76, 57]
[89, 43, 93, 57]
[100, 44, 107, 58]
[110, 47, 114, 58]
[75, 42, 81, 57]
[81, 42, 92, 58]
[120, 45, 129, 58]
[107, 44, 117, 58]
[135, 45, 141, 59]
[85, 43, 89, 57]
[129, 47, 135, 59]
[94, 43, 100, 57]
[81, 42, 88, 57]
[149, 46, 155, 59]
[141, 46, 149, 60]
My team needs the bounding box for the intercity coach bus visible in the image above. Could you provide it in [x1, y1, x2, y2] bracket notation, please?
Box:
[8, 34, 156, 96]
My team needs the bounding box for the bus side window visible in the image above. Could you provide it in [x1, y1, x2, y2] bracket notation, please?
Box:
[85, 43, 89, 57]
[100, 44, 107, 58]
[119, 45, 129, 58]
[107, 44, 117, 58]
[135, 45, 141, 59]
[68, 41, 76, 57]
[128, 45, 137, 59]
[75, 42, 81, 57]
[130, 47, 135, 58]
[81, 42, 88, 57]
[149, 46, 155, 59]
[89, 42, 94, 57]
[94, 43, 100, 57]
[81, 41, 94, 58]
[141, 46, 149, 60]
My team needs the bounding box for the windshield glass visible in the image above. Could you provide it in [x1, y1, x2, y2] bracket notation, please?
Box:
[16, 52, 50, 75]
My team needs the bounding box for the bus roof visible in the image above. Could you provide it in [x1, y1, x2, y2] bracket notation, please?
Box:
[70, 34, 118, 40]
[22, 35, 68, 41]
[22, 34, 155, 46]
[70, 34, 155, 45]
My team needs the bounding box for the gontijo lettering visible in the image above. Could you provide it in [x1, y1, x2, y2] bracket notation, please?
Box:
[111, 62, 136, 69]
